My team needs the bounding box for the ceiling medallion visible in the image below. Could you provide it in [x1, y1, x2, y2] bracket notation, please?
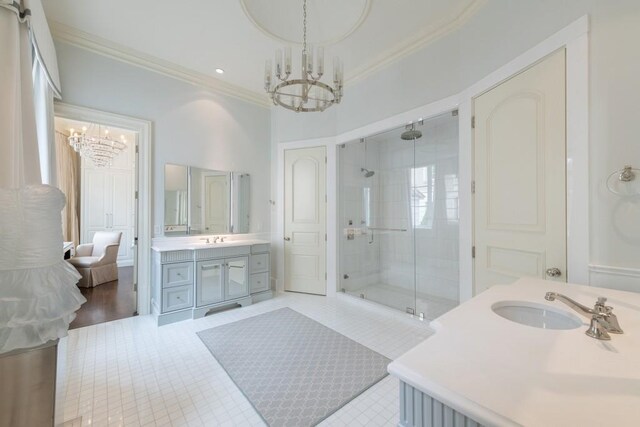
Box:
[264, 0, 343, 113]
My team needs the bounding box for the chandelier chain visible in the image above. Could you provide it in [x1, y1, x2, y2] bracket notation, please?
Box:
[303, 0, 307, 53]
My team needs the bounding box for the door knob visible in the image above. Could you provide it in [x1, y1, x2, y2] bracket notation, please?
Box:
[546, 267, 562, 278]
[284, 237, 291, 241]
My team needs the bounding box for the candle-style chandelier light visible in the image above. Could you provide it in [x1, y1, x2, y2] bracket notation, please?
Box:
[264, 0, 343, 112]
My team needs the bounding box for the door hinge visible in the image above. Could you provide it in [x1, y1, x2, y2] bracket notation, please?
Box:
[325, 272, 327, 280]
[325, 156, 327, 164]
[325, 233, 327, 241]
[452, 109, 458, 117]
[471, 181, 475, 194]
[472, 246, 476, 258]
[135, 190, 138, 199]
[471, 116, 476, 129]
[135, 145, 139, 154]
[325, 194, 327, 203]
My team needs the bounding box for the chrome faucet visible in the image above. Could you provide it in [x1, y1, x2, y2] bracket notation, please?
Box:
[213, 236, 220, 243]
[545, 292, 623, 340]
[220, 236, 226, 242]
[200, 237, 211, 244]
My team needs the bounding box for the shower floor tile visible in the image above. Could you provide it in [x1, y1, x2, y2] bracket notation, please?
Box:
[345, 283, 458, 320]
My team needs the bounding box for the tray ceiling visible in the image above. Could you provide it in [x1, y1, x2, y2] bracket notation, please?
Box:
[43, 0, 484, 103]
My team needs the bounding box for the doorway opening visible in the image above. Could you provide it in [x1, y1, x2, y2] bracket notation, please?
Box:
[54, 116, 138, 328]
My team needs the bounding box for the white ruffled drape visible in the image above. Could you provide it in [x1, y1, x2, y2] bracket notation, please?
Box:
[0, 186, 86, 353]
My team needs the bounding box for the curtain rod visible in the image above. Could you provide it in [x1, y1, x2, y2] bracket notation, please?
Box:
[0, 1, 31, 23]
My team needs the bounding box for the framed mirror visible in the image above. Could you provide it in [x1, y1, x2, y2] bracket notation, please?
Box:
[164, 164, 250, 235]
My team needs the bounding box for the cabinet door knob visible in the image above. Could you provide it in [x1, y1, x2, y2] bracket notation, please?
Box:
[546, 267, 562, 278]
[284, 237, 291, 241]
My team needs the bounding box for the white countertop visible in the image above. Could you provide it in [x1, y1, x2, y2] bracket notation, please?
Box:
[388, 277, 640, 427]
[151, 239, 270, 252]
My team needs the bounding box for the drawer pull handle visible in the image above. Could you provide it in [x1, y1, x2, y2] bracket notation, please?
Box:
[201, 265, 220, 271]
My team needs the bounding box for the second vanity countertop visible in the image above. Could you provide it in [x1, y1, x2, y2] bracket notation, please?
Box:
[151, 239, 270, 252]
[388, 277, 640, 427]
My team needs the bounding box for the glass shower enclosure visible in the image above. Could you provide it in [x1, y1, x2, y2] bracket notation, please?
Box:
[338, 111, 460, 320]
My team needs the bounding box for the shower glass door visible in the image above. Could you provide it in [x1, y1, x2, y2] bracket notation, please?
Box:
[338, 111, 460, 320]
[338, 127, 416, 314]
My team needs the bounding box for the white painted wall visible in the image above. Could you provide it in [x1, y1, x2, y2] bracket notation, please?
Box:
[54, 42, 271, 237]
[275, 0, 640, 290]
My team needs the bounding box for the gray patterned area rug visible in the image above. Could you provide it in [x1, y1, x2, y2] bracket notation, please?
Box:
[197, 307, 391, 426]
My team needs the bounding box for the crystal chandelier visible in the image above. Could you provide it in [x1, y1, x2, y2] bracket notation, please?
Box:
[264, 0, 343, 112]
[68, 124, 127, 167]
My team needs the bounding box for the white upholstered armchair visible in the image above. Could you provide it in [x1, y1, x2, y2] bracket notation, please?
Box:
[68, 231, 122, 287]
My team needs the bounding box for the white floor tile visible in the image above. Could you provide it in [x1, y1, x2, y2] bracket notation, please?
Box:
[58, 292, 432, 426]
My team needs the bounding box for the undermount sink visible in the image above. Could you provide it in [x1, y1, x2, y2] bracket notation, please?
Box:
[492, 301, 583, 330]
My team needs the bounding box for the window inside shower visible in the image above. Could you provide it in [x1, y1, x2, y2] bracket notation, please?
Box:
[338, 111, 460, 320]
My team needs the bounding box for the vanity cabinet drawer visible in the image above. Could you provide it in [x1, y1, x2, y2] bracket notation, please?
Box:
[162, 262, 193, 288]
[223, 245, 251, 257]
[250, 254, 269, 273]
[250, 272, 269, 293]
[162, 285, 193, 312]
[251, 243, 270, 254]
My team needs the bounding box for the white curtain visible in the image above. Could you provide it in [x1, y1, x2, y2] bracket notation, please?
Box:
[33, 57, 57, 186]
[0, 3, 42, 188]
[55, 131, 80, 247]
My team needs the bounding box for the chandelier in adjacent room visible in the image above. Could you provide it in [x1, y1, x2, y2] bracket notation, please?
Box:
[264, 0, 343, 112]
[67, 124, 127, 167]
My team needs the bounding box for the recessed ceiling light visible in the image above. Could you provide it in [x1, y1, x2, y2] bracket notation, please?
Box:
[215, 68, 224, 74]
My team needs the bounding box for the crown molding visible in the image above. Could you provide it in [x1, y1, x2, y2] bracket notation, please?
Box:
[49, 21, 271, 109]
[49, 0, 485, 106]
[344, 0, 487, 87]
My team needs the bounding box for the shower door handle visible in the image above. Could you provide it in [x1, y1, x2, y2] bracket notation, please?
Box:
[368, 229, 374, 244]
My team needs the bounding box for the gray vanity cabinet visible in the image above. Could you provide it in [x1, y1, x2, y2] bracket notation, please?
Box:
[196, 259, 225, 307]
[225, 257, 249, 299]
[196, 256, 249, 307]
[249, 245, 270, 293]
[152, 242, 271, 325]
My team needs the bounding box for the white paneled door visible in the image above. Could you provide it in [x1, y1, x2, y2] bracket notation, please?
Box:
[284, 146, 327, 295]
[473, 49, 567, 293]
[81, 141, 136, 267]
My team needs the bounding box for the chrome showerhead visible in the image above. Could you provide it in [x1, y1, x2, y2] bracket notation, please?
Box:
[361, 168, 375, 178]
[401, 123, 422, 140]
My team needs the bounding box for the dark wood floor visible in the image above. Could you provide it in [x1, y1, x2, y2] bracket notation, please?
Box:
[70, 266, 137, 329]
